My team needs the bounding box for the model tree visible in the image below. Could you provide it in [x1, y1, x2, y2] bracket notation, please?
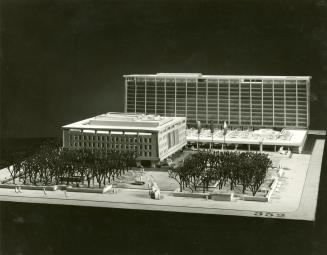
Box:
[93, 151, 106, 188]
[6, 151, 25, 184]
[238, 153, 253, 194]
[168, 163, 189, 192]
[248, 153, 272, 196]
[201, 153, 216, 192]
[168, 150, 272, 196]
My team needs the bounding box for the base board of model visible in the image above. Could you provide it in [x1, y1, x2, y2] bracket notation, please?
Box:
[0, 139, 324, 221]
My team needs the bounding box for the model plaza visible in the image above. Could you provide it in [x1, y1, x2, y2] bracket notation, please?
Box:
[124, 73, 310, 153]
[0, 73, 323, 221]
[62, 112, 187, 167]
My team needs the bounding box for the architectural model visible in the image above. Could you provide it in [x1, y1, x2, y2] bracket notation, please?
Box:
[0, 73, 324, 221]
[62, 112, 187, 167]
[124, 74, 310, 128]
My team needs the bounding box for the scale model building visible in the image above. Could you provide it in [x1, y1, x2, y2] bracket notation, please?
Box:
[124, 73, 310, 153]
[62, 112, 187, 166]
[62, 73, 310, 157]
[0, 73, 323, 221]
[124, 73, 310, 129]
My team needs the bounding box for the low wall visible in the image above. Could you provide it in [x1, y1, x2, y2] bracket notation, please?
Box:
[172, 189, 210, 198]
[211, 192, 233, 201]
[0, 184, 57, 191]
[0, 183, 114, 194]
[265, 177, 279, 201]
[66, 185, 112, 194]
[243, 195, 268, 202]
[243, 177, 279, 202]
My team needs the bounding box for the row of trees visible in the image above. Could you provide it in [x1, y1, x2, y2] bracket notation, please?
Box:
[5, 142, 137, 188]
[168, 151, 272, 196]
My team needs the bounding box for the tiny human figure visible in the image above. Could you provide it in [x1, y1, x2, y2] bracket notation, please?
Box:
[18, 186, 22, 193]
[14, 187, 18, 193]
[154, 190, 160, 200]
[149, 182, 160, 200]
[43, 188, 47, 195]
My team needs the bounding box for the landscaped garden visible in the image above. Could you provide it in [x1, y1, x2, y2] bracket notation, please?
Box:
[0, 141, 282, 202]
[168, 150, 280, 201]
[1, 141, 137, 190]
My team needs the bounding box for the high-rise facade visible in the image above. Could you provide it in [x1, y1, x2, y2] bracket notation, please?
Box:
[124, 73, 310, 129]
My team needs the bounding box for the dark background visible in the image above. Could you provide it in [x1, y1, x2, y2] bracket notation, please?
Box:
[1, 0, 327, 139]
[1, 0, 327, 254]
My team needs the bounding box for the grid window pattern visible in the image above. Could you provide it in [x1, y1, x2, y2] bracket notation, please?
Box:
[218, 80, 229, 125]
[176, 81, 186, 117]
[158, 121, 186, 157]
[208, 80, 219, 124]
[166, 79, 176, 117]
[126, 81, 136, 113]
[125, 76, 310, 128]
[136, 78, 145, 113]
[197, 80, 207, 123]
[65, 131, 155, 158]
[146, 79, 156, 115]
[156, 79, 165, 116]
[186, 80, 196, 123]
[263, 80, 273, 126]
[229, 80, 240, 126]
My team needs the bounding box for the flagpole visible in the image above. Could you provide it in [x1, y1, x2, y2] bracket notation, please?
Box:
[223, 121, 228, 151]
[210, 120, 214, 151]
[197, 121, 201, 151]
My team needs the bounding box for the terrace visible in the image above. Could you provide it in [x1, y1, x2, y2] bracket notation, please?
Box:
[186, 128, 306, 153]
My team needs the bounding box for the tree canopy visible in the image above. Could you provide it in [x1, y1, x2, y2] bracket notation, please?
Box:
[168, 150, 272, 196]
[4, 142, 137, 188]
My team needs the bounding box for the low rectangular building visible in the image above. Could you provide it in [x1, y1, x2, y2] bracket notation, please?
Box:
[62, 112, 187, 166]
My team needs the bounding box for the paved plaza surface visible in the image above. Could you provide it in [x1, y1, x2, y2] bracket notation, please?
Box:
[0, 138, 324, 221]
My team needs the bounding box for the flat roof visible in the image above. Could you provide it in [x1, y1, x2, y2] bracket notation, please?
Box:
[62, 112, 185, 132]
[187, 129, 308, 147]
[123, 73, 311, 80]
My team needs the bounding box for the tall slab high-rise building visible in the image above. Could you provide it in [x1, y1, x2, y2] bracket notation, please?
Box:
[124, 73, 311, 129]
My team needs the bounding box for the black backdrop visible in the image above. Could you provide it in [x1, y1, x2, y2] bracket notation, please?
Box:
[1, 0, 327, 254]
[1, 0, 327, 138]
